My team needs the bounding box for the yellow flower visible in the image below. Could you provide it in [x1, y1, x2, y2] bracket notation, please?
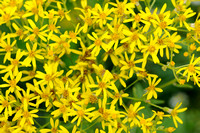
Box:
[171, 0, 187, 12]
[65, 23, 83, 44]
[103, 48, 120, 66]
[51, 98, 71, 123]
[141, 35, 161, 67]
[111, 86, 129, 106]
[176, 8, 196, 31]
[87, 32, 108, 56]
[143, 76, 163, 100]
[140, 7, 158, 32]
[47, 19, 61, 40]
[23, 0, 44, 22]
[91, 99, 111, 129]
[0, 91, 16, 119]
[122, 102, 144, 127]
[11, 22, 28, 40]
[167, 127, 176, 133]
[152, 110, 170, 120]
[17, 85, 38, 110]
[120, 52, 144, 78]
[123, 10, 142, 28]
[81, 88, 98, 105]
[0, 34, 16, 63]
[20, 69, 36, 82]
[34, 83, 52, 108]
[57, 2, 71, 21]
[155, 11, 176, 36]
[24, 19, 48, 42]
[22, 42, 44, 69]
[40, 118, 60, 133]
[35, 62, 64, 88]
[138, 113, 156, 133]
[78, 11, 94, 33]
[89, 70, 114, 104]
[12, 107, 38, 127]
[107, 17, 124, 50]
[0, 71, 22, 94]
[121, 28, 147, 51]
[92, 3, 113, 28]
[0, 6, 19, 25]
[56, 81, 80, 102]
[168, 102, 187, 128]
[176, 54, 200, 85]
[109, 0, 134, 16]
[69, 103, 95, 126]
[112, 71, 129, 88]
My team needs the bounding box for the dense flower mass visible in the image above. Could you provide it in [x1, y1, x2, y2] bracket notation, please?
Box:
[1, 0, 200, 132]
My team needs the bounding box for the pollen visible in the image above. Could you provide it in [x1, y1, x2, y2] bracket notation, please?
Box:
[63, 90, 69, 98]
[188, 64, 195, 73]
[32, 7, 38, 14]
[41, 93, 49, 99]
[95, 39, 102, 46]
[5, 45, 12, 52]
[146, 85, 155, 91]
[98, 82, 106, 89]
[48, 24, 56, 31]
[179, 14, 186, 21]
[69, 31, 77, 39]
[111, 33, 119, 41]
[77, 109, 84, 117]
[29, 51, 35, 57]
[148, 45, 156, 53]
[16, 29, 23, 36]
[134, 14, 141, 22]
[45, 74, 52, 81]
[59, 105, 66, 113]
[128, 111, 136, 118]
[2, 100, 9, 107]
[11, 59, 19, 66]
[89, 94, 98, 103]
[33, 27, 39, 35]
[2, 14, 10, 22]
[23, 111, 30, 118]
[58, 10, 64, 16]
[127, 61, 135, 67]
[159, 21, 167, 29]
[99, 12, 107, 19]
[131, 33, 139, 41]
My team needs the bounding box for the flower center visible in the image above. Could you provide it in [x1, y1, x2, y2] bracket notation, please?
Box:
[69, 31, 76, 39]
[98, 82, 106, 89]
[146, 85, 155, 91]
[179, 14, 186, 21]
[77, 110, 84, 117]
[2, 100, 9, 107]
[95, 39, 102, 46]
[59, 105, 66, 113]
[100, 12, 106, 19]
[148, 45, 156, 53]
[5, 45, 12, 52]
[33, 27, 39, 35]
[159, 21, 167, 29]
[188, 64, 195, 73]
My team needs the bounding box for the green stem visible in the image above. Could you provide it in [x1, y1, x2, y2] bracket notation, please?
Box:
[34, 118, 41, 127]
[157, 78, 177, 89]
[147, 101, 163, 110]
[150, 0, 156, 10]
[124, 79, 139, 91]
[39, 122, 50, 130]
[83, 119, 99, 131]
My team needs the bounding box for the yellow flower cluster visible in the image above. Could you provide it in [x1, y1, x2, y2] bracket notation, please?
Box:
[1, 0, 198, 132]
